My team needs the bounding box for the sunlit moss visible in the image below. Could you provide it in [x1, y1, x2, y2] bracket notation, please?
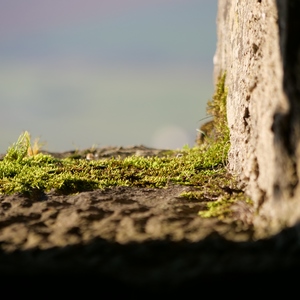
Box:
[0, 145, 228, 195]
[196, 72, 229, 149]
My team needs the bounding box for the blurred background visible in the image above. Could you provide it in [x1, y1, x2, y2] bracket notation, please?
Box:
[0, 0, 218, 153]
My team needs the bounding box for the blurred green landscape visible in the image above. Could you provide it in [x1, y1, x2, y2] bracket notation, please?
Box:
[0, 0, 217, 153]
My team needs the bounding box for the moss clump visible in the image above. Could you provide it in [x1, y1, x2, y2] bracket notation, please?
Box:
[0, 141, 229, 195]
[198, 195, 253, 219]
[196, 72, 229, 147]
[4, 131, 44, 163]
[206, 72, 229, 142]
[190, 73, 252, 220]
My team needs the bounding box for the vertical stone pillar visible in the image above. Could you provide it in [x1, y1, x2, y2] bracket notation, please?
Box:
[214, 0, 300, 233]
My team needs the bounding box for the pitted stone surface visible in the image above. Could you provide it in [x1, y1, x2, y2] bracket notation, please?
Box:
[215, 0, 300, 231]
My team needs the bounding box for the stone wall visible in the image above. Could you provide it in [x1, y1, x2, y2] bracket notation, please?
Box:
[214, 0, 300, 233]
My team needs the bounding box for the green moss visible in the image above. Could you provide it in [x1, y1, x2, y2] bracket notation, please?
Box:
[4, 130, 31, 163]
[185, 73, 253, 220]
[0, 73, 252, 221]
[0, 146, 227, 195]
[196, 72, 229, 147]
[206, 72, 229, 142]
[198, 194, 253, 220]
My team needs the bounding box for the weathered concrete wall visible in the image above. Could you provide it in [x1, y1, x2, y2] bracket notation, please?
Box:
[214, 0, 300, 233]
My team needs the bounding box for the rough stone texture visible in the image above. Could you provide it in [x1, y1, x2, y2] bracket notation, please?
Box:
[214, 0, 300, 234]
[1, 176, 300, 296]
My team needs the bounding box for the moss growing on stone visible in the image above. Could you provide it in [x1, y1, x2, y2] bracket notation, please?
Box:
[190, 73, 253, 220]
[196, 73, 229, 145]
[0, 140, 229, 195]
[0, 73, 252, 222]
[206, 72, 229, 142]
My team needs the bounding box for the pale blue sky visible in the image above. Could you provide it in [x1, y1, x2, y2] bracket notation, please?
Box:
[0, 0, 218, 152]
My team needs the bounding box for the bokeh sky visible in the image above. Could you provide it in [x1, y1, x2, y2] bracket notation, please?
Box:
[0, 0, 218, 153]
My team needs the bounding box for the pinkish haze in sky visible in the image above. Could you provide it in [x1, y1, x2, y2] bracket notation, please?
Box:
[0, 0, 180, 37]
